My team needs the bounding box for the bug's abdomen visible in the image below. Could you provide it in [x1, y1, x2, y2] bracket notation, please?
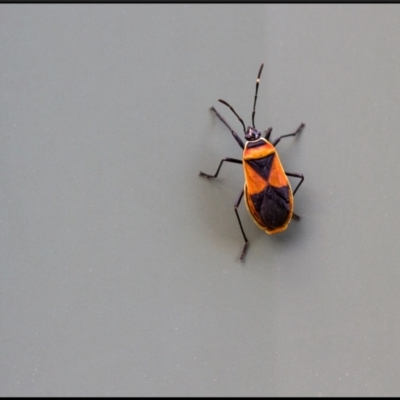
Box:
[248, 185, 291, 232]
[243, 139, 293, 234]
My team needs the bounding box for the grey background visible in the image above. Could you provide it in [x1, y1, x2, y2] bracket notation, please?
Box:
[1, 4, 400, 396]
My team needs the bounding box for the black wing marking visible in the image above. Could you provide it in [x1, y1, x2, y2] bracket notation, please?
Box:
[250, 185, 291, 230]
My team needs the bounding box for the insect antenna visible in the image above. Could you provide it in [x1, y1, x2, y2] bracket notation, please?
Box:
[218, 99, 246, 133]
[251, 63, 264, 128]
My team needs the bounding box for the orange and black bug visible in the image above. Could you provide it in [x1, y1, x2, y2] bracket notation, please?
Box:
[199, 63, 305, 261]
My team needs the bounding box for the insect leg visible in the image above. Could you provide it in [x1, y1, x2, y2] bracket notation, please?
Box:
[286, 172, 304, 221]
[285, 172, 304, 196]
[264, 127, 273, 140]
[199, 158, 242, 179]
[234, 189, 249, 261]
[272, 123, 305, 146]
[210, 106, 245, 149]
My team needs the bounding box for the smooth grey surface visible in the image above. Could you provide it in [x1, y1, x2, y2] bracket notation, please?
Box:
[1, 4, 400, 396]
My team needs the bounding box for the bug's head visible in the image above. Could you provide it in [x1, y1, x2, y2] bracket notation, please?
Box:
[245, 127, 261, 141]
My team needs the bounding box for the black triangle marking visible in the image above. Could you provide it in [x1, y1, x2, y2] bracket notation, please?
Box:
[246, 153, 275, 181]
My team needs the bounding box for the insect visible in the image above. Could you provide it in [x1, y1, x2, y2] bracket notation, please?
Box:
[199, 63, 305, 261]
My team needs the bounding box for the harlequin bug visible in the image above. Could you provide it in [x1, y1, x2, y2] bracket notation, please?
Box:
[199, 63, 305, 261]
